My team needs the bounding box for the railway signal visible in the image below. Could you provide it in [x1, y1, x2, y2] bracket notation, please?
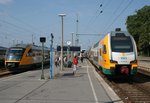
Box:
[40, 37, 46, 79]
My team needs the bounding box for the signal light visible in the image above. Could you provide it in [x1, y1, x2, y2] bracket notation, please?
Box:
[115, 28, 121, 31]
[40, 37, 46, 43]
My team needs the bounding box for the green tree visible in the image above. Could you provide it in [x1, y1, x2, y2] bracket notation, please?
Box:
[126, 5, 150, 56]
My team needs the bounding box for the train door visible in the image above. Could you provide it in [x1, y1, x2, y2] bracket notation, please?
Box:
[99, 45, 102, 65]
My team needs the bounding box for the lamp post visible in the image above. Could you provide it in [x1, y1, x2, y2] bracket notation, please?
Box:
[71, 32, 74, 46]
[58, 13, 66, 71]
[71, 32, 74, 60]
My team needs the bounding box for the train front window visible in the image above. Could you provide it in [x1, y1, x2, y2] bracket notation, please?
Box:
[0, 50, 6, 60]
[6, 48, 25, 61]
[111, 36, 133, 52]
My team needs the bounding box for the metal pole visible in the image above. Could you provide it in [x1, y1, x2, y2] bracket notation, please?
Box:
[32, 34, 33, 44]
[68, 45, 70, 61]
[61, 16, 64, 70]
[67, 45, 69, 62]
[76, 14, 79, 46]
[58, 14, 66, 71]
[41, 42, 45, 79]
[71, 33, 74, 61]
[61, 16, 64, 71]
[72, 33, 74, 46]
[50, 41, 52, 79]
[50, 33, 53, 79]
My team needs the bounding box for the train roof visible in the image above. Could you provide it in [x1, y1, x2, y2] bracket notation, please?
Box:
[0, 46, 7, 50]
[109, 28, 131, 37]
[10, 44, 49, 50]
[110, 31, 131, 37]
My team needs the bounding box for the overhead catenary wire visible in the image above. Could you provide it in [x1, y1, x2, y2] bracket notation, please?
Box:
[0, 19, 36, 34]
[103, 0, 134, 33]
[0, 31, 32, 45]
[102, 0, 125, 33]
[0, 23, 31, 40]
[84, 0, 112, 33]
[0, 24, 33, 44]
[0, 22, 32, 36]
[0, 17, 44, 46]
[1, 6, 50, 33]
[8, 15, 42, 33]
[0, 10, 53, 47]
[84, 1, 103, 32]
[76, 33, 103, 36]
[0, 30, 31, 40]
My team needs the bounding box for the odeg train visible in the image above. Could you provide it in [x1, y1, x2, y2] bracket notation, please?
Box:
[89, 28, 138, 76]
[5, 44, 50, 71]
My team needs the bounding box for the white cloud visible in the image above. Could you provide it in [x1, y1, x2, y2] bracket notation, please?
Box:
[0, 0, 13, 5]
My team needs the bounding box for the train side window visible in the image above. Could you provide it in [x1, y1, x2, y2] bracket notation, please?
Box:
[99, 48, 101, 56]
[27, 49, 32, 57]
[103, 45, 107, 54]
[32, 49, 37, 56]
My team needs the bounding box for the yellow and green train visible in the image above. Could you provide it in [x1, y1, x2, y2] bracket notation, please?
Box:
[90, 28, 138, 76]
[5, 44, 50, 71]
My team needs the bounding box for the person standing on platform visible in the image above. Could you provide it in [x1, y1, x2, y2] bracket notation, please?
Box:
[73, 55, 78, 75]
[80, 54, 83, 63]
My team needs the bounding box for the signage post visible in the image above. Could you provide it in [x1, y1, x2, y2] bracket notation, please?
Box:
[50, 33, 54, 79]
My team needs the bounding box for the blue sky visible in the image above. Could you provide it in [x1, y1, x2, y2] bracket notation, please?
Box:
[0, 0, 149, 49]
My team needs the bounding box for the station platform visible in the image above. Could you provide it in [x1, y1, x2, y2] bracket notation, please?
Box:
[0, 60, 122, 103]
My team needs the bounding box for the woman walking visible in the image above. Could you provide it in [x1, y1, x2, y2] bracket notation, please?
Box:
[73, 55, 78, 75]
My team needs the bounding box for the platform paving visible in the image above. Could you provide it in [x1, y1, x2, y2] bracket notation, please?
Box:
[0, 60, 122, 103]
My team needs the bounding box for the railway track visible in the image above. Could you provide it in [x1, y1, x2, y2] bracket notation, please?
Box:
[97, 70, 150, 103]
[0, 69, 12, 78]
[89, 59, 150, 103]
[108, 76, 150, 103]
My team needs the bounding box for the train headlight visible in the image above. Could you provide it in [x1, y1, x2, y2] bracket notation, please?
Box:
[110, 60, 118, 63]
[130, 60, 137, 64]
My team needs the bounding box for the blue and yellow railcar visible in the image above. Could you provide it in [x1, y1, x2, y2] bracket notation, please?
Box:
[5, 44, 50, 71]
